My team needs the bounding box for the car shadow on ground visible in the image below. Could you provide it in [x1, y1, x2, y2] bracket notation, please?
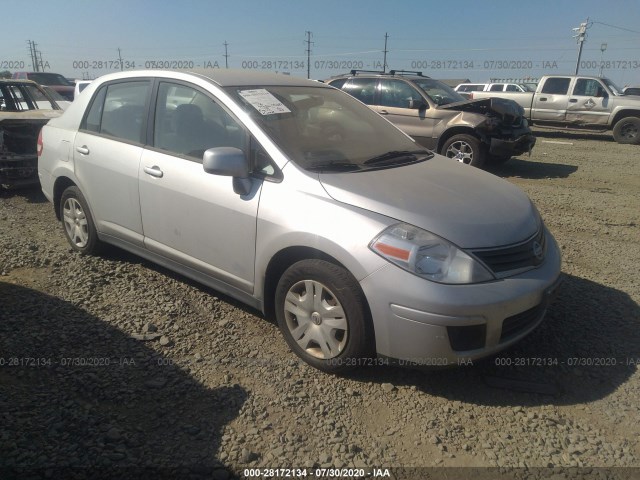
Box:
[0, 282, 246, 480]
[348, 273, 639, 407]
[0, 185, 48, 203]
[486, 158, 578, 179]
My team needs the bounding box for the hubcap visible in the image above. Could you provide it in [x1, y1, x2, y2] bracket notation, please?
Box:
[283, 280, 347, 359]
[445, 140, 474, 164]
[621, 122, 638, 139]
[62, 198, 89, 248]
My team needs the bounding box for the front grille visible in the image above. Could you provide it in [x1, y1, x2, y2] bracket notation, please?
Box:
[500, 303, 545, 342]
[471, 228, 546, 276]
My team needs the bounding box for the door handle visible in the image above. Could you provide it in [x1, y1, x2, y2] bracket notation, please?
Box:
[379, 109, 389, 115]
[539, 98, 547, 102]
[143, 166, 164, 178]
[76, 145, 89, 155]
[569, 99, 578, 103]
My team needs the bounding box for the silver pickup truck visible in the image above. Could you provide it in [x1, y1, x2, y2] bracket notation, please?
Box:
[467, 75, 640, 144]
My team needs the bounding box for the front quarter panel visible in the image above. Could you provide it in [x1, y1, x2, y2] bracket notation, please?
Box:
[254, 164, 392, 301]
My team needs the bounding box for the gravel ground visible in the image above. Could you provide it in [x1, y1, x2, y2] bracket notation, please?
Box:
[1, 128, 639, 480]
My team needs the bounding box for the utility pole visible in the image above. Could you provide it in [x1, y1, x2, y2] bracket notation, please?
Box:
[599, 43, 607, 77]
[572, 18, 589, 75]
[36, 45, 44, 72]
[223, 41, 229, 68]
[27, 40, 37, 71]
[118, 48, 124, 71]
[305, 31, 313, 79]
[382, 33, 389, 73]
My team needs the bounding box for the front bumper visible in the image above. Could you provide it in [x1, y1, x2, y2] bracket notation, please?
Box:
[489, 133, 537, 157]
[360, 229, 562, 365]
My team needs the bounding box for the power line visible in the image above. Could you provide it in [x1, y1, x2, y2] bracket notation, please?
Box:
[592, 21, 640, 35]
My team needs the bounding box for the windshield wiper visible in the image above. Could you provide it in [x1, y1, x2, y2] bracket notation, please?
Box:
[305, 161, 361, 172]
[363, 149, 433, 165]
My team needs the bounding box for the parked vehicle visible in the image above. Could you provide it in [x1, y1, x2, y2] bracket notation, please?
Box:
[455, 82, 533, 99]
[623, 86, 640, 96]
[38, 69, 562, 372]
[468, 75, 640, 144]
[12, 72, 75, 101]
[0, 79, 62, 188]
[326, 70, 536, 167]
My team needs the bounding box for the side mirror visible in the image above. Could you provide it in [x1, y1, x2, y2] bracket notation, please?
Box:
[203, 147, 249, 177]
[408, 99, 426, 109]
[202, 147, 252, 196]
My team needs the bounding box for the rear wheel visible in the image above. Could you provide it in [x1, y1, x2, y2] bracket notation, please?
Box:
[612, 117, 640, 144]
[60, 186, 102, 255]
[275, 259, 372, 373]
[441, 134, 486, 168]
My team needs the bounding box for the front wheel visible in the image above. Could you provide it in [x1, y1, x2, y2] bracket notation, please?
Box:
[612, 117, 640, 144]
[440, 134, 486, 168]
[275, 259, 372, 373]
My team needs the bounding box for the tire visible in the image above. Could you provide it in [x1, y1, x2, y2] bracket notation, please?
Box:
[440, 134, 486, 168]
[275, 259, 372, 373]
[612, 117, 640, 145]
[60, 186, 102, 255]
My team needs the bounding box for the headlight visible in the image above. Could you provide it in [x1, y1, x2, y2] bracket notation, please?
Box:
[369, 223, 495, 284]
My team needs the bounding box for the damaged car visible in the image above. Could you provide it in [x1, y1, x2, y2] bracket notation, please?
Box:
[326, 70, 536, 167]
[0, 79, 63, 188]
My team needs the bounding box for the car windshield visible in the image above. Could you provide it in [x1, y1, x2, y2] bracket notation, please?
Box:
[27, 73, 73, 86]
[602, 78, 623, 96]
[412, 79, 467, 105]
[226, 85, 432, 172]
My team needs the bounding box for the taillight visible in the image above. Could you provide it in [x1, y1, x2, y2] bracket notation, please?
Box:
[37, 128, 43, 157]
[469, 92, 474, 100]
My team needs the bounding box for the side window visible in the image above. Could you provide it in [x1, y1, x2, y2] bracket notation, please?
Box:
[84, 87, 107, 133]
[379, 80, 423, 108]
[342, 78, 377, 105]
[153, 82, 247, 160]
[541, 78, 571, 95]
[327, 78, 347, 90]
[506, 84, 519, 92]
[573, 79, 606, 97]
[86, 81, 150, 143]
[489, 84, 503, 91]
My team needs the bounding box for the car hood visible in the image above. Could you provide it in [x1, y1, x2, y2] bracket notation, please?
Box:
[439, 97, 525, 122]
[319, 155, 538, 249]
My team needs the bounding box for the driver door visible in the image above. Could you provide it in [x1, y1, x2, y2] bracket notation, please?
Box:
[374, 79, 438, 149]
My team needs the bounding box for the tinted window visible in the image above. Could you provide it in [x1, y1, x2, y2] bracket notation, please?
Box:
[82, 82, 149, 142]
[84, 87, 107, 133]
[342, 78, 377, 105]
[489, 84, 503, 91]
[379, 80, 424, 108]
[541, 78, 571, 95]
[327, 78, 347, 89]
[573, 79, 606, 97]
[153, 82, 247, 160]
[99, 82, 149, 143]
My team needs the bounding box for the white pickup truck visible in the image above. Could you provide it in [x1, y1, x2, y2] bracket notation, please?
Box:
[467, 75, 640, 144]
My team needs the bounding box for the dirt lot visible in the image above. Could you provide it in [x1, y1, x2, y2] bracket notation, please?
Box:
[1, 128, 639, 479]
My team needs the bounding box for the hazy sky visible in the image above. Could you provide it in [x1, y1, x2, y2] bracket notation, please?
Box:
[2, 0, 639, 86]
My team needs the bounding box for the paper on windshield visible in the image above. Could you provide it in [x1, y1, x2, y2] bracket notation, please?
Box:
[238, 89, 291, 115]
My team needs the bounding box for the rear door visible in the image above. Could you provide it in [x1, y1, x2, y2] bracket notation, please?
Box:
[73, 80, 151, 247]
[532, 77, 572, 122]
[138, 80, 260, 293]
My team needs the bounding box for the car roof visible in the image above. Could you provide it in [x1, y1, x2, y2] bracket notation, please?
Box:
[327, 71, 432, 82]
[0, 79, 40, 86]
[88, 69, 330, 89]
